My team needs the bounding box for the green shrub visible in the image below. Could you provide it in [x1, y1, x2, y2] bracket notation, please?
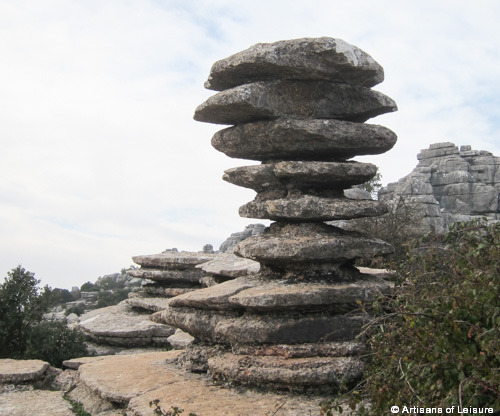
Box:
[65, 303, 86, 316]
[0, 266, 51, 358]
[25, 321, 87, 367]
[96, 288, 130, 308]
[0, 265, 88, 366]
[324, 219, 499, 414]
[80, 281, 99, 292]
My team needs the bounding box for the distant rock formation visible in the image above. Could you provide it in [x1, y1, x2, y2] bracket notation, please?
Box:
[218, 223, 266, 253]
[379, 142, 500, 234]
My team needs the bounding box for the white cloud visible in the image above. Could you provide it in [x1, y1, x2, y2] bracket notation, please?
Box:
[0, 0, 499, 288]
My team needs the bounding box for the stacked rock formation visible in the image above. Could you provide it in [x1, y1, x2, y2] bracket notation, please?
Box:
[128, 249, 214, 303]
[379, 142, 500, 234]
[153, 37, 398, 392]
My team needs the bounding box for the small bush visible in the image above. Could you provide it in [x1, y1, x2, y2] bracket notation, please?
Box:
[324, 219, 499, 414]
[80, 281, 99, 292]
[25, 321, 87, 367]
[65, 303, 86, 316]
[96, 288, 130, 308]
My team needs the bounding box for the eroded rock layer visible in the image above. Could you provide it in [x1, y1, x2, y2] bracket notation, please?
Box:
[159, 37, 397, 392]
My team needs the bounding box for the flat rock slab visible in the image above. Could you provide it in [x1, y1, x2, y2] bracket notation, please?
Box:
[169, 276, 259, 310]
[63, 356, 106, 370]
[75, 350, 326, 415]
[78, 351, 183, 405]
[196, 253, 260, 277]
[0, 359, 49, 383]
[233, 341, 364, 358]
[205, 37, 384, 90]
[235, 222, 394, 265]
[0, 390, 73, 416]
[78, 302, 174, 346]
[128, 380, 321, 416]
[194, 80, 397, 125]
[208, 353, 364, 390]
[229, 277, 390, 312]
[212, 119, 397, 161]
[239, 195, 388, 221]
[142, 286, 197, 297]
[224, 161, 377, 192]
[132, 251, 215, 270]
[167, 329, 195, 349]
[128, 268, 204, 283]
[155, 306, 366, 344]
[125, 297, 172, 312]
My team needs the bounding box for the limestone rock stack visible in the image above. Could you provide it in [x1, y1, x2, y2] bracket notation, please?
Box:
[128, 249, 214, 305]
[153, 37, 398, 392]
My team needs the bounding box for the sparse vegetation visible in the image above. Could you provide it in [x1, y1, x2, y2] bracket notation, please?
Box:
[322, 219, 500, 414]
[150, 399, 198, 416]
[0, 265, 87, 366]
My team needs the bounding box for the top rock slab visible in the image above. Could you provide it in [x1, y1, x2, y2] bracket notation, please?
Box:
[205, 37, 384, 91]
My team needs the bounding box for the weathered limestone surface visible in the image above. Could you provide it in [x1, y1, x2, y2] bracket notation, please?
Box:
[239, 194, 388, 221]
[132, 251, 215, 270]
[0, 390, 73, 416]
[196, 253, 260, 277]
[379, 142, 500, 234]
[195, 80, 397, 125]
[0, 359, 49, 383]
[78, 302, 174, 347]
[125, 296, 172, 312]
[208, 354, 364, 391]
[212, 119, 397, 161]
[235, 222, 393, 268]
[219, 223, 266, 253]
[162, 37, 397, 393]
[205, 37, 384, 90]
[167, 329, 195, 349]
[66, 351, 326, 416]
[224, 161, 377, 192]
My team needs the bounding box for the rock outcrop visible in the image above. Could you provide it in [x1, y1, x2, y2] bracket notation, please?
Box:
[0, 359, 74, 416]
[379, 142, 500, 234]
[153, 37, 397, 392]
[218, 223, 266, 253]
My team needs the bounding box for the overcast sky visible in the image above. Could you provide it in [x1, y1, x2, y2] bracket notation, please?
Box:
[1, 0, 499, 289]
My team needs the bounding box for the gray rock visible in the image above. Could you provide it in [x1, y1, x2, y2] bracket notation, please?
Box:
[0, 390, 73, 416]
[239, 194, 388, 221]
[224, 161, 377, 192]
[132, 251, 215, 270]
[344, 188, 373, 200]
[235, 222, 393, 267]
[125, 296, 172, 312]
[127, 268, 204, 283]
[0, 359, 49, 383]
[195, 80, 397, 125]
[208, 354, 364, 391]
[168, 276, 259, 311]
[214, 312, 368, 344]
[154, 306, 367, 344]
[167, 329, 195, 350]
[212, 119, 397, 161]
[196, 253, 260, 277]
[219, 223, 266, 253]
[228, 276, 390, 313]
[205, 37, 384, 91]
[232, 341, 365, 358]
[78, 302, 174, 347]
[379, 142, 500, 234]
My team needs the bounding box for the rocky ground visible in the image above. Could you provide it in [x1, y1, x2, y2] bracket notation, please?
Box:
[0, 353, 342, 416]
